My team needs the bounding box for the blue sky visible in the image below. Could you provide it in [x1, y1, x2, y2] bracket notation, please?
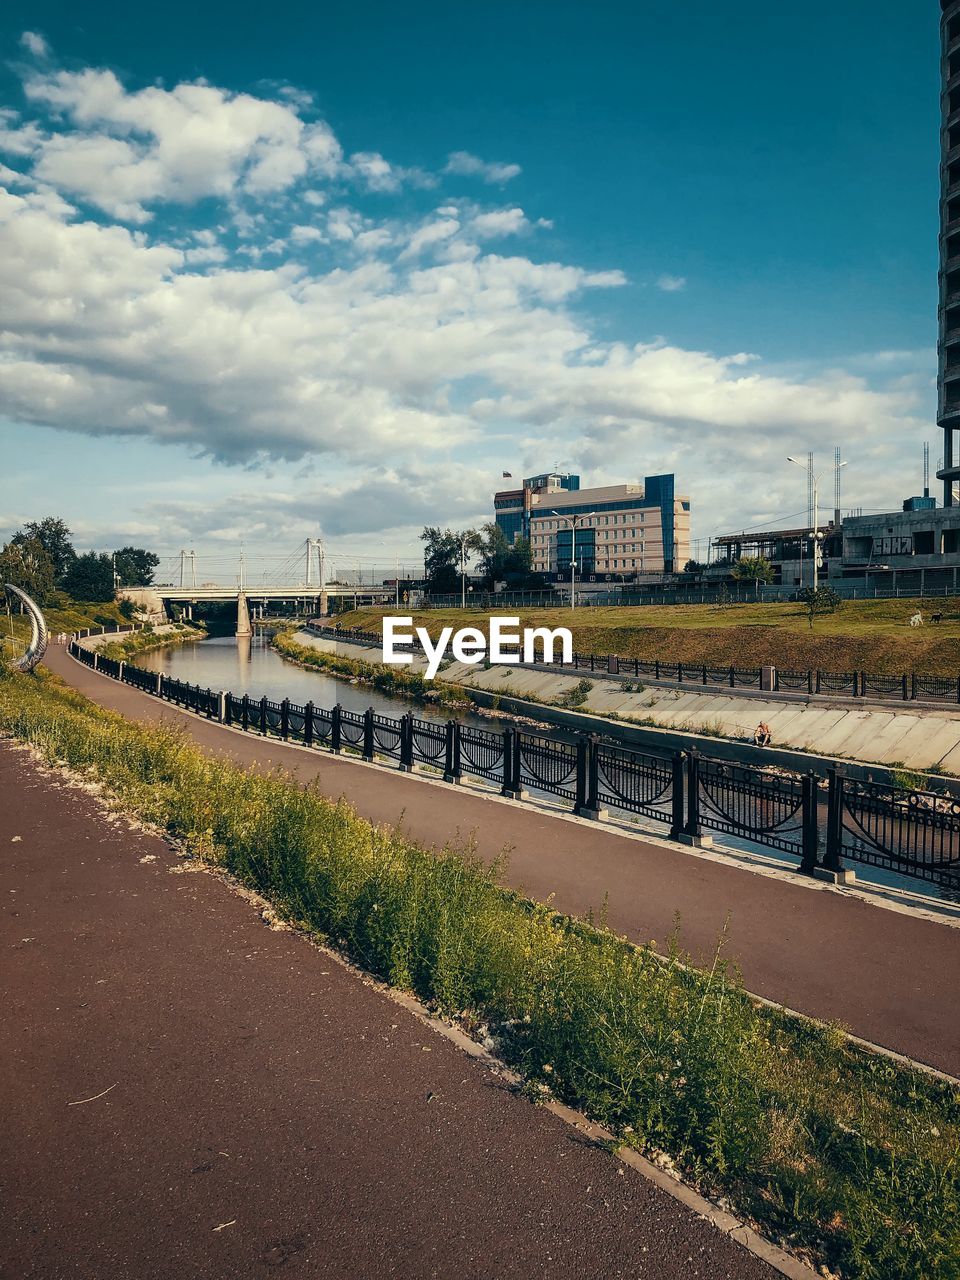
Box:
[0, 1, 943, 579]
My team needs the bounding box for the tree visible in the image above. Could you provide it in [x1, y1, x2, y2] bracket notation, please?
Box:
[420, 526, 475, 595]
[683, 559, 706, 575]
[13, 517, 75, 585]
[732, 555, 775, 598]
[113, 545, 160, 586]
[0, 536, 55, 605]
[473, 522, 511, 586]
[62, 551, 114, 601]
[799, 584, 841, 630]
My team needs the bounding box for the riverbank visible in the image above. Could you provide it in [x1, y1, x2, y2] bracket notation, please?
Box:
[4, 660, 960, 1279]
[338, 600, 960, 676]
[95, 621, 205, 661]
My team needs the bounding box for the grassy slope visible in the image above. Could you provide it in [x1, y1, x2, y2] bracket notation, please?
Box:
[337, 600, 960, 675]
[1, 594, 129, 661]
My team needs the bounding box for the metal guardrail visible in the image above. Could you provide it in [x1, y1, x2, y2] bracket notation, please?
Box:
[69, 638, 960, 894]
[309, 624, 960, 705]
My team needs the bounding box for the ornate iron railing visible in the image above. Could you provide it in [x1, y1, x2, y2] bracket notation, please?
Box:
[685, 753, 818, 869]
[826, 773, 960, 891]
[306, 625, 960, 704]
[69, 638, 960, 893]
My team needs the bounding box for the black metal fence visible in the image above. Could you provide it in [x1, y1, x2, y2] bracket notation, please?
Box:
[68, 639, 960, 894]
[307, 624, 960, 705]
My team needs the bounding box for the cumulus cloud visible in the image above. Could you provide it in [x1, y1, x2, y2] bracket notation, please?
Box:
[0, 41, 937, 544]
[656, 274, 687, 292]
[445, 151, 521, 183]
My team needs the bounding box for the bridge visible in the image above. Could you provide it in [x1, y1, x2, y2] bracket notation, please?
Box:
[120, 539, 411, 630]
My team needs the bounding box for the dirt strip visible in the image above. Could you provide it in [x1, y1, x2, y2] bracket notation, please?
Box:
[43, 644, 960, 1077]
[0, 743, 778, 1279]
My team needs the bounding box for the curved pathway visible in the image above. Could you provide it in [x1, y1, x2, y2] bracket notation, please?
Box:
[44, 645, 960, 1077]
[1, 743, 776, 1279]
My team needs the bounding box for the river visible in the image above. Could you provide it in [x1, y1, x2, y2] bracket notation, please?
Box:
[134, 632, 951, 904]
[135, 632, 492, 728]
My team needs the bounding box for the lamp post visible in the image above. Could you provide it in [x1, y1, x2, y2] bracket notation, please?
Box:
[457, 533, 470, 610]
[551, 510, 595, 610]
[786, 457, 847, 590]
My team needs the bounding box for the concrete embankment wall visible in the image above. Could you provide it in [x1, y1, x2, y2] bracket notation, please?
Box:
[292, 630, 960, 780]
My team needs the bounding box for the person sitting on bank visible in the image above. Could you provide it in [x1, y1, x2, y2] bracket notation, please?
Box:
[754, 721, 772, 747]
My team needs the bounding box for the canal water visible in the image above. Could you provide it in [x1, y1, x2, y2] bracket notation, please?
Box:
[135, 633, 491, 729]
[136, 634, 952, 906]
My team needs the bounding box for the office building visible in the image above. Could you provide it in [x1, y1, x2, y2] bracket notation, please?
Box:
[495, 472, 690, 579]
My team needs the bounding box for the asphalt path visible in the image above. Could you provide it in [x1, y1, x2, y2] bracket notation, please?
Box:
[42, 645, 960, 1077]
[0, 742, 776, 1280]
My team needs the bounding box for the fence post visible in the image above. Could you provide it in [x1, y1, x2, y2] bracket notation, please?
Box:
[362, 708, 375, 760]
[399, 713, 414, 771]
[655, 660, 661, 679]
[304, 701, 314, 746]
[670, 752, 685, 840]
[259, 696, 268, 735]
[155, 672, 162, 696]
[241, 693, 250, 731]
[815, 670, 822, 694]
[118, 661, 125, 682]
[280, 698, 290, 739]
[331, 704, 342, 753]
[729, 665, 735, 688]
[443, 720, 462, 783]
[218, 691, 227, 723]
[807, 670, 813, 695]
[800, 773, 819, 874]
[501, 727, 524, 798]
[681, 750, 703, 844]
[92, 653, 99, 670]
[823, 769, 844, 875]
[901, 674, 908, 702]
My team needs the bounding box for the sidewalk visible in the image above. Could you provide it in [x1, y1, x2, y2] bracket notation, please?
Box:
[44, 645, 960, 1077]
[0, 742, 775, 1280]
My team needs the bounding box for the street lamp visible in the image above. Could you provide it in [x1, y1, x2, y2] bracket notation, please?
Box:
[456, 532, 471, 610]
[786, 457, 847, 590]
[550, 510, 596, 610]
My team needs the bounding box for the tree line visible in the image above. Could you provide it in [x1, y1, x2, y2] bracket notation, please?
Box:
[420, 523, 542, 595]
[0, 516, 159, 604]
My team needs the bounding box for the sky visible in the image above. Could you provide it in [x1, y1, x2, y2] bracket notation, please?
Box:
[0, 1, 944, 582]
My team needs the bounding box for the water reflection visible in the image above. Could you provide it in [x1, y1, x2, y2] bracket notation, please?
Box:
[136, 632, 489, 728]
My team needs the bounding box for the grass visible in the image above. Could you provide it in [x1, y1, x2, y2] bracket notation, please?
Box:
[271, 630, 472, 710]
[1, 593, 130, 661]
[1, 663, 958, 1279]
[338, 599, 960, 676]
[96, 623, 204, 661]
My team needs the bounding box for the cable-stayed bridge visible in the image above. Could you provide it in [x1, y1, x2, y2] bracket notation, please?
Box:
[124, 539, 417, 626]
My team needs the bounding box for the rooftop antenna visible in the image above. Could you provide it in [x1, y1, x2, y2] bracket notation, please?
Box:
[924, 441, 930, 499]
[807, 452, 814, 529]
[834, 446, 842, 525]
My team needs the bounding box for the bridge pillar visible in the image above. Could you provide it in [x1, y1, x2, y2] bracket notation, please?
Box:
[236, 592, 252, 638]
[319, 589, 329, 618]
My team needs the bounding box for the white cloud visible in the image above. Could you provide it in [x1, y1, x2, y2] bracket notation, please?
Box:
[0, 46, 936, 544]
[19, 31, 49, 58]
[656, 274, 687, 292]
[445, 151, 521, 183]
[8, 61, 345, 221]
[469, 207, 551, 239]
[290, 224, 324, 244]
